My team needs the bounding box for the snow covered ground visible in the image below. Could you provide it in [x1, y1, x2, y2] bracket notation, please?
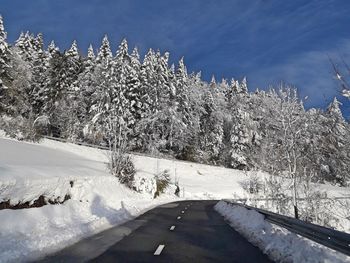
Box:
[0, 138, 174, 262]
[41, 137, 251, 199]
[0, 136, 250, 262]
[215, 201, 350, 263]
[1, 136, 350, 262]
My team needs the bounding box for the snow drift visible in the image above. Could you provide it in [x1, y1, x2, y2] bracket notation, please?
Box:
[215, 201, 350, 263]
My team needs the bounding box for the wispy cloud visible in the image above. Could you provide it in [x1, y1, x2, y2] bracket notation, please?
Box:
[249, 38, 350, 112]
[1, 0, 350, 114]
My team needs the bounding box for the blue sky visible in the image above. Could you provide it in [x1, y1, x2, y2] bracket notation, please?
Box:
[1, 0, 350, 115]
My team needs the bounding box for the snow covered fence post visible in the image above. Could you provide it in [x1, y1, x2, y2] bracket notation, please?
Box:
[293, 174, 299, 219]
[157, 158, 159, 175]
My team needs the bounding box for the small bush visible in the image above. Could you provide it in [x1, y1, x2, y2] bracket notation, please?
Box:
[154, 169, 171, 198]
[134, 176, 157, 196]
[177, 145, 197, 162]
[260, 175, 290, 215]
[109, 150, 136, 190]
[0, 114, 42, 141]
[241, 171, 263, 194]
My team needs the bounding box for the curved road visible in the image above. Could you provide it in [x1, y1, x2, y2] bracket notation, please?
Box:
[40, 200, 273, 263]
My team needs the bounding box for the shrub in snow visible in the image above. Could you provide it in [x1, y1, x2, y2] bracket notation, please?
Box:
[298, 181, 339, 227]
[333, 199, 350, 231]
[240, 170, 263, 194]
[154, 169, 171, 198]
[299, 194, 337, 227]
[0, 114, 42, 141]
[33, 115, 50, 135]
[177, 145, 197, 162]
[257, 175, 290, 216]
[109, 151, 136, 190]
[133, 176, 157, 196]
[255, 176, 340, 229]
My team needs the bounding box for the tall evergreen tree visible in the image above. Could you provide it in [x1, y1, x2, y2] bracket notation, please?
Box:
[0, 15, 11, 87]
[30, 34, 49, 114]
[90, 35, 122, 145]
[240, 77, 248, 94]
[47, 40, 59, 58]
[140, 49, 158, 113]
[322, 97, 350, 185]
[78, 44, 96, 134]
[96, 35, 112, 63]
[199, 89, 224, 162]
[114, 38, 132, 127]
[175, 57, 191, 126]
[229, 108, 251, 169]
[126, 47, 142, 124]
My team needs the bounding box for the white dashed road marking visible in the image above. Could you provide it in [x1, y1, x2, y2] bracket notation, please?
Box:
[170, 225, 175, 231]
[177, 216, 181, 220]
[181, 210, 184, 214]
[154, 245, 165, 255]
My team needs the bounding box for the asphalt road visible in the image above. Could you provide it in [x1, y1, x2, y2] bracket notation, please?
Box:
[40, 200, 273, 263]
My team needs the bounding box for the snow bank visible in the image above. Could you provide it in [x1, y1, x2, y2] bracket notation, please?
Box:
[0, 138, 173, 262]
[0, 175, 172, 263]
[215, 201, 350, 263]
[0, 138, 111, 205]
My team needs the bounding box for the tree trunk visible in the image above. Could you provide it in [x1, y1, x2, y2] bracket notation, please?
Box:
[292, 174, 298, 219]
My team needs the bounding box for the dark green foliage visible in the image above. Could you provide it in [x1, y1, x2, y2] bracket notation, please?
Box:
[176, 145, 197, 162]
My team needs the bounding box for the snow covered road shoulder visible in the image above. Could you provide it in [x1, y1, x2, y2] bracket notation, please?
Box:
[0, 138, 173, 262]
[215, 201, 350, 263]
[0, 175, 171, 263]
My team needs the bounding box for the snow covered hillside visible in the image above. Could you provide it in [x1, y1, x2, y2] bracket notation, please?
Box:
[0, 138, 163, 262]
[0, 136, 250, 262]
[41, 138, 252, 199]
[1, 137, 350, 262]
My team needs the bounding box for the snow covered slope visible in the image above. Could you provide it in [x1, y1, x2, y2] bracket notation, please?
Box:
[0, 138, 165, 262]
[0, 138, 110, 204]
[1, 137, 350, 262]
[40, 137, 252, 199]
[0, 137, 249, 262]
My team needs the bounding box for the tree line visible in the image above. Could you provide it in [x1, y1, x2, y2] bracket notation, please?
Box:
[0, 16, 349, 186]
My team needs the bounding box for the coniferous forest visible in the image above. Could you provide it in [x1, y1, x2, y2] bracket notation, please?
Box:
[1, 15, 350, 186]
